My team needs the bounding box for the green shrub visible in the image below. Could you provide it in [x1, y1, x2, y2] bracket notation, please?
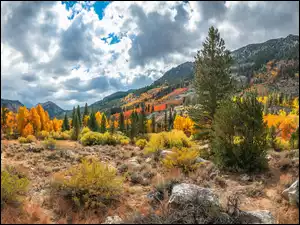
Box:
[162, 147, 201, 174]
[52, 158, 123, 209]
[212, 93, 268, 173]
[1, 169, 29, 207]
[43, 137, 57, 150]
[136, 139, 148, 149]
[144, 130, 192, 155]
[80, 131, 130, 146]
[18, 135, 36, 143]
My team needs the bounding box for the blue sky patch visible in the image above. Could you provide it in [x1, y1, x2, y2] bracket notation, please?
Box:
[101, 33, 121, 45]
[62, 1, 111, 20]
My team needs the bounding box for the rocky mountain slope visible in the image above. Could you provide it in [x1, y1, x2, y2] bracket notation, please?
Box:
[37, 101, 65, 119]
[1, 99, 24, 112]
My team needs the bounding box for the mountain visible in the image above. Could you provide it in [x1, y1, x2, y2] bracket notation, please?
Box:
[231, 34, 299, 78]
[38, 101, 65, 119]
[152, 61, 194, 86]
[1, 99, 24, 112]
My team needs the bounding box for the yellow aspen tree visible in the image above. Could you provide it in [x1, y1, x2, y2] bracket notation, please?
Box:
[22, 123, 34, 137]
[29, 107, 41, 134]
[17, 106, 29, 135]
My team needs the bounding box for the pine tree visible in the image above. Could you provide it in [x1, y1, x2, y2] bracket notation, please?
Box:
[151, 113, 156, 133]
[88, 111, 98, 132]
[72, 112, 80, 140]
[110, 115, 115, 134]
[119, 111, 125, 133]
[151, 105, 154, 113]
[164, 110, 168, 131]
[139, 105, 146, 134]
[83, 103, 89, 124]
[189, 26, 233, 140]
[76, 105, 81, 127]
[62, 113, 70, 131]
[168, 108, 173, 130]
[100, 113, 107, 133]
[1, 104, 9, 128]
[71, 106, 76, 128]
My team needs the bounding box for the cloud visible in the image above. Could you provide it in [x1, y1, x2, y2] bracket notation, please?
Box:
[1, 1, 299, 109]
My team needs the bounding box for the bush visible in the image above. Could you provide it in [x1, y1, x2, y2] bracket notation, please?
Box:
[37, 130, 50, 140]
[78, 127, 91, 140]
[136, 139, 148, 149]
[1, 169, 30, 207]
[80, 131, 130, 146]
[212, 93, 268, 173]
[144, 130, 192, 155]
[18, 135, 36, 143]
[52, 158, 123, 209]
[120, 139, 130, 145]
[162, 147, 201, 174]
[43, 137, 56, 150]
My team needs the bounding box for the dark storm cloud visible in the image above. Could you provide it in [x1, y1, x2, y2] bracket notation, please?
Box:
[1, 1, 58, 62]
[21, 74, 39, 82]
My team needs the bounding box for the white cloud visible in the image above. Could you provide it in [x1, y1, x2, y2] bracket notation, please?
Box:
[1, 1, 299, 109]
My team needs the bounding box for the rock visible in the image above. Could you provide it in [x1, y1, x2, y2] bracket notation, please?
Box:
[25, 143, 43, 153]
[160, 150, 173, 158]
[169, 183, 219, 207]
[282, 179, 299, 206]
[128, 157, 142, 170]
[102, 216, 122, 224]
[238, 210, 275, 224]
[133, 147, 140, 151]
[240, 174, 252, 182]
[195, 157, 208, 164]
[266, 155, 272, 161]
[145, 157, 152, 163]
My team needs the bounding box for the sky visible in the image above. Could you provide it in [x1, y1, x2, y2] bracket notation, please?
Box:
[1, 1, 299, 109]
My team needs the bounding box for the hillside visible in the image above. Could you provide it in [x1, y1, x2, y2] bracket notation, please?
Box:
[38, 101, 65, 119]
[1, 98, 24, 112]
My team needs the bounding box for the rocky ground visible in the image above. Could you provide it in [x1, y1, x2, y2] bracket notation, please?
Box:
[1, 140, 299, 224]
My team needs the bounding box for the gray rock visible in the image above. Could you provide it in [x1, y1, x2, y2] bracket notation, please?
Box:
[160, 150, 173, 158]
[195, 157, 208, 164]
[102, 216, 122, 224]
[128, 157, 142, 170]
[25, 143, 43, 153]
[169, 183, 219, 207]
[282, 179, 299, 206]
[240, 174, 252, 182]
[238, 210, 275, 224]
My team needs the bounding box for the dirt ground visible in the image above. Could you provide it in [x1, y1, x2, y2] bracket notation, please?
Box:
[1, 140, 299, 224]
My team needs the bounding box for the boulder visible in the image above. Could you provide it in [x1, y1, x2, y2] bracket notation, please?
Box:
[282, 179, 299, 206]
[238, 210, 275, 224]
[169, 183, 219, 207]
[128, 157, 142, 170]
[240, 174, 252, 182]
[145, 157, 152, 163]
[102, 216, 122, 224]
[160, 150, 173, 158]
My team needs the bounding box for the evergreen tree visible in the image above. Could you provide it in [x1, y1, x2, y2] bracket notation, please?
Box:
[110, 115, 115, 134]
[62, 113, 70, 131]
[130, 111, 138, 139]
[76, 105, 81, 127]
[100, 113, 107, 133]
[88, 111, 98, 132]
[151, 113, 156, 133]
[168, 108, 173, 130]
[164, 110, 168, 131]
[83, 103, 89, 124]
[189, 26, 233, 140]
[119, 111, 125, 133]
[212, 92, 268, 172]
[71, 106, 76, 127]
[151, 105, 155, 113]
[139, 106, 146, 134]
[72, 113, 80, 140]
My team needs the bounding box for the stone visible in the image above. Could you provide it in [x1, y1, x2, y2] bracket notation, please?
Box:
[102, 216, 122, 224]
[145, 157, 152, 163]
[25, 143, 44, 153]
[282, 179, 299, 206]
[240, 174, 252, 182]
[128, 157, 142, 170]
[238, 210, 275, 224]
[160, 150, 173, 158]
[169, 183, 219, 207]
